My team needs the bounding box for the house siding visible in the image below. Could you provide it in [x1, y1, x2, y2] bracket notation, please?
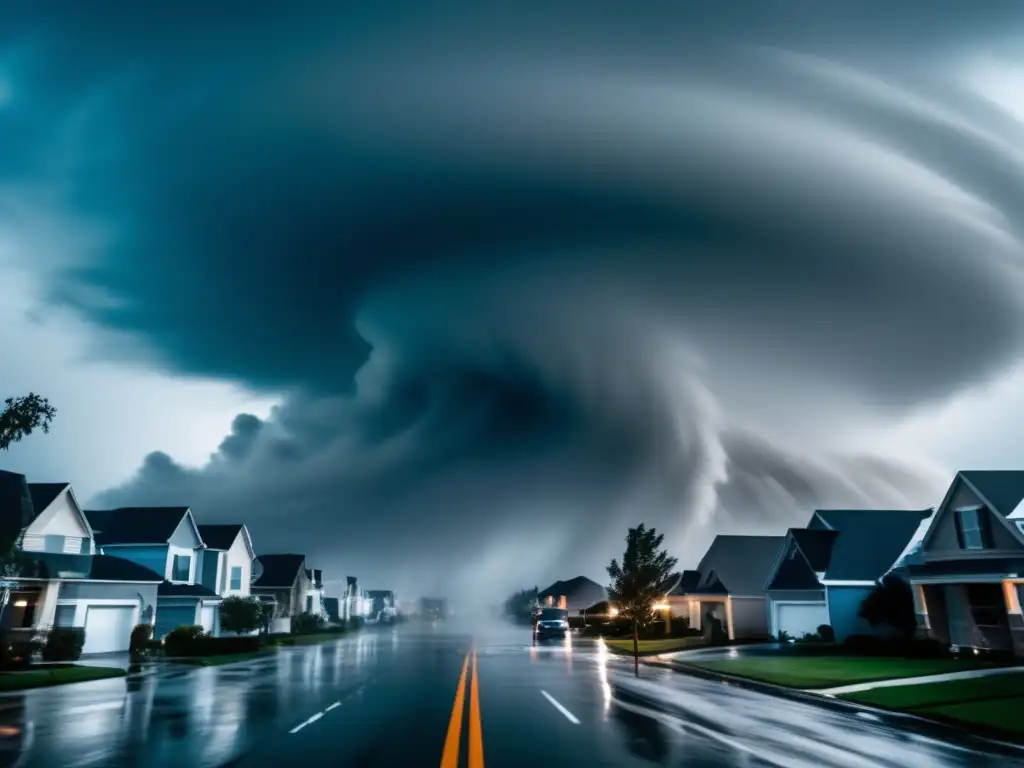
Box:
[223, 535, 252, 597]
[102, 546, 169, 579]
[925, 481, 1022, 556]
[767, 589, 825, 602]
[826, 585, 887, 641]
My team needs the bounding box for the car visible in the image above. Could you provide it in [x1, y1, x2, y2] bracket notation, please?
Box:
[533, 607, 570, 638]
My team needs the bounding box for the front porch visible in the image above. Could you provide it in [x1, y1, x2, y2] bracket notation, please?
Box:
[0, 580, 61, 635]
[667, 595, 735, 641]
[914, 579, 1024, 656]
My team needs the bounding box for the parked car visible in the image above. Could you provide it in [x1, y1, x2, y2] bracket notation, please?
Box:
[534, 607, 570, 639]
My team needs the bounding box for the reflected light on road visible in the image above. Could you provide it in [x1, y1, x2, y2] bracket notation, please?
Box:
[728, 648, 740, 659]
[596, 640, 612, 714]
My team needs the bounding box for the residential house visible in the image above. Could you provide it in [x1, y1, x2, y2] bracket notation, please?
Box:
[765, 508, 932, 640]
[0, 470, 164, 654]
[305, 568, 326, 617]
[538, 576, 606, 615]
[196, 524, 256, 598]
[668, 536, 785, 641]
[250, 554, 313, 632]
[909, 470, 1024, 656]
[85, 507, 223, 638]
[366, 590, 397, 622]
[342, 576, 372, 621]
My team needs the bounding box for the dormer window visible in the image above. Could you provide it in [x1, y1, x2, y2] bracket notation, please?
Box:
[956, 507, 991, 550]
[172, 554, 191, 582]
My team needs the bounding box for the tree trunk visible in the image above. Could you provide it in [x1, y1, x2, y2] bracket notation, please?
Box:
[632, 619, 639, 677]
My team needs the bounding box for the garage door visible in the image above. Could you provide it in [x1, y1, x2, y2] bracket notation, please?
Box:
[83, 606, 135, 654]
[776, 602, 829, 638]
[200, 605, 218, 636]
[155, 606, 196, 639]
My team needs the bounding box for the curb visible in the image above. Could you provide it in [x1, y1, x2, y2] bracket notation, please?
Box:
[641, 657, 1024, 757]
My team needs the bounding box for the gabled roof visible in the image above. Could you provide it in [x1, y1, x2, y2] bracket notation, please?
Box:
[693, 535, 787, 596]
[252, 554, 306, 588]
[85, 507, 199, 546]
[197, 524, 244, 551]
[790, 529, 838, 572]
[668, 570, 702, 596]
[958, 471, 1024, 517]
[812, 509, 932, 581]
[27, 483, 69, 517]
[538, 575, 605, 600]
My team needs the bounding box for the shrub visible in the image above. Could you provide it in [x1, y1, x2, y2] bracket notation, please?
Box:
[42, 627, 85, 661]
[129, 623, 153, 657]
[291, 612, 325, 634]
[349, 616, 364, 631]
[163, 625, 207, 657]
[843, 634, 950, 659]
[817, 624, 836, 643]
[777, 630, 792, 643]
[220, 596, 264, 635]
[0, 633, 35, 670]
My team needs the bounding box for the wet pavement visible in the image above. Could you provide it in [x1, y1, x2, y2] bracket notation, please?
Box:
[0, 622, 1020, 767]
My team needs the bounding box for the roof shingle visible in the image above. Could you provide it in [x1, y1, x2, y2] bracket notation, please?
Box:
[252, 554, 306, 588]
[812, 509, 932, 581]
[197, 524, 243, 551]
[958, 471, 1024, 517]
[85, 507, 192, 546]
[693, 535, 787, 596]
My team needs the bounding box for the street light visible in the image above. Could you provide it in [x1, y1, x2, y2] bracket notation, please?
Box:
[609, 607, 619, 617]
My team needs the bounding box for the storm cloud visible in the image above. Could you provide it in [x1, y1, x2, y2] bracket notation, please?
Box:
[6, 3, 1024, 598]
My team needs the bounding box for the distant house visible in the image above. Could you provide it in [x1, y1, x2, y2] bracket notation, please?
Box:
[251, 554, 313, 632]
[0, 470, 163, 654]
[305, 569, 327, 616]
[909, 471, 1024, 656]
[765, 508, 932, 640]
[668, 536, 785, 641]
[85, 506, 223, 638]
[366, 590, 397, 621]
[196, 524, 256, 598]
[538, 576, 606, 615]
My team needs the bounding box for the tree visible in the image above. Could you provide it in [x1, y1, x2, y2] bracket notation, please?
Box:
[219, 596, 264, 635]
[606, 523, 678, 677]
[858, 574, 917, 639]
[0, 393, 57, 451]
[503, 586, 539, 624]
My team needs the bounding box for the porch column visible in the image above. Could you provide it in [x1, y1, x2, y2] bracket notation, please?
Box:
[689, 600, 701, 631]
[725, 597, 735, 642]
[1002, 581, 1024, 657]
[36, 580, 61, 629]
[912, 582, 931, 636]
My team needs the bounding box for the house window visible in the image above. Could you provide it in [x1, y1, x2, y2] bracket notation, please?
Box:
[306, 596, 313, 613]
[957, 508, 989, 550]
[230, 566, 242, 591]
[54, 605, 76, 627]
[172, 554, 191, 582]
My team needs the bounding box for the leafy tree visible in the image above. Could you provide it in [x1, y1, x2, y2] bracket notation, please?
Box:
[607, 523, 678, 677]
[503, 586, 539, 624]
[859, 574, 917, 639]
[0, 393, 57, 451]
[219, 596, 264, 635]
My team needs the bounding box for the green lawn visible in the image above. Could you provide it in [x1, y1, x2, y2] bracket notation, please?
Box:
[842, 672, 1024, 737]
[605, 637, 706, 655]
[0, 666, 125, 691]
[687, 656, 999, 689]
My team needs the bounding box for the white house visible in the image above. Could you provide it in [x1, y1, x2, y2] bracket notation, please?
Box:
[85, 506, 223, 639]
[196, 524, 256, 598]
[0, 471, 164, 655]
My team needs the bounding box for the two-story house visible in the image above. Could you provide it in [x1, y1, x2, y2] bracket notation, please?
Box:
[196, 525, 256, 598]
[251, 554, 312, 632]
[0, 470, 164, 655]
[85, 507, 223, 639]
[909, 470, 1024, 656]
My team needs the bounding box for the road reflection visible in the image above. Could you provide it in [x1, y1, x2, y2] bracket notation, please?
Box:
[0, 632, 380, 768]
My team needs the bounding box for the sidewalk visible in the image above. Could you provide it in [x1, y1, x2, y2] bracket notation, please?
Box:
[816, 665, 1024, 696]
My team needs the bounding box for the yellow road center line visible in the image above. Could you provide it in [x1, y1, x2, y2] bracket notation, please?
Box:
[469, 647, 484, 768]
[441, 652, 470, 768]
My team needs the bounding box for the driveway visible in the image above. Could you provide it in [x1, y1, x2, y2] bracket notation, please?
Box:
[0, 626, 1019, 767]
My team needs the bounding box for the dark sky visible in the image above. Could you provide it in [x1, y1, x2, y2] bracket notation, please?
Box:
[5, 2, 1024, 604]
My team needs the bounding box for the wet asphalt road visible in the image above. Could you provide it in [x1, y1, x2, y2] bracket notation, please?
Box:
[0, 621, 1022, 767]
